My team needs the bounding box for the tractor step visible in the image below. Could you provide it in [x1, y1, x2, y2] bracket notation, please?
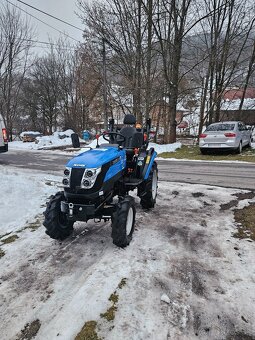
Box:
[121, 178, 143, 186]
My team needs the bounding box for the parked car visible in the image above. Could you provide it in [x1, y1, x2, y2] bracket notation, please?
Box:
[199, 121, 252, 154]
[20, 131, 42, 142]
[0, 114, 8, 153]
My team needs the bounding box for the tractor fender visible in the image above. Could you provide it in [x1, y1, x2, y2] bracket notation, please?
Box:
[142, 148, 157, 180]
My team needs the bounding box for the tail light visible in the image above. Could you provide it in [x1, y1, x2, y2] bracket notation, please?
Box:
[2, 128, 8, 142]
[199, 133, 207, 138]
[224, 133, 236, 138]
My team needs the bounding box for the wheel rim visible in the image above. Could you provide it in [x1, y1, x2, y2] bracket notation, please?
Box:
[239, 143, 242, 153]
[152, 170, 157, 200]
[126, 207, 133, 235]
[58, 212, 69, 228]
[57, 200, 69, 228]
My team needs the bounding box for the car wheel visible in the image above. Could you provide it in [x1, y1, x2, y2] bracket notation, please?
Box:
[236, 142, 242, 154]
[200, 148, 208, 155]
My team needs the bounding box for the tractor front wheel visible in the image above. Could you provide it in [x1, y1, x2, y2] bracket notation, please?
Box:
[43, 192, 74, 240]
[111, 196, 136, 248]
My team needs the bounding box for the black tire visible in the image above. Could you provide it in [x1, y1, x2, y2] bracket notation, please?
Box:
[140, 162, 158, 209]
[236, 141, 242, 154]
[248, 138, 252, 148]
[111, 196, 136, 248]
[43, 192, 74, 240]
[200, 148, 208, 155]
[71, 133, 80, 148]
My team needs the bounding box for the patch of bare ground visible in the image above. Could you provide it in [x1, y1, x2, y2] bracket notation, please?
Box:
[226, 331, 255, 340]
[234, 192, 255, 201]
[221, 191, 255, 211]
[16, 319, 41, 340]
[192, 192, 205, 198]
[0, 248, 5, 258]
[220, 200, 239, 211]
[234, 203, 255, 241]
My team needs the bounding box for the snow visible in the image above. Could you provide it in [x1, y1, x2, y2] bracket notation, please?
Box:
[78, 138, 182, 154]
[161, 293, 171, 304]
[0, 168, 59, 234]
[221, 98, 255, 110]
[149, 141, 181, 154]
[10, 129, 81, 150]
[1, 167, 255, 339]
[20, 131, 41, 137]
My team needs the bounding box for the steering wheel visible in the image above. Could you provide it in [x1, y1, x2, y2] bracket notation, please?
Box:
[103, 132, 126, 143]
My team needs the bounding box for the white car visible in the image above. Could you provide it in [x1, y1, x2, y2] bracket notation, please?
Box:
[0, 115, 8, 153]
[199, 121, 252, 154]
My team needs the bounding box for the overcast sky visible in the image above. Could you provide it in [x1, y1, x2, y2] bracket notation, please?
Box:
[11, 0, 85, 53]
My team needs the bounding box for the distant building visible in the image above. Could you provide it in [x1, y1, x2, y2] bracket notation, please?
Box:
[220, 88, 255, 124]
[151, 99, 190, 134]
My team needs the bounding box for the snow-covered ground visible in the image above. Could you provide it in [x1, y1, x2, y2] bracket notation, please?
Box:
[0, 167, 255, 340]
[11, 130, 78, 150]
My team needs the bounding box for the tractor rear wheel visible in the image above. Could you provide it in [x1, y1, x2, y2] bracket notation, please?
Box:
[111, 195, 136, 248]
[140, 162, 158, 209]
[43, 192, 74, 240]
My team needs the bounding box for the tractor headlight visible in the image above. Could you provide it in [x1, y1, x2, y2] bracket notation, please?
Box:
[62, 167, 71, 187]
[81, 167, 101, 189]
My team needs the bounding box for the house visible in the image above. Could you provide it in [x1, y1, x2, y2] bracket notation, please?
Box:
[150, 99, 191, 134]
[220, 88, 255, 124]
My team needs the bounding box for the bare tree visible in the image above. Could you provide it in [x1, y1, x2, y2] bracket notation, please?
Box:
[191, 0, 255, 134]
[0, 3, 33, 139]
[238, 39, 255, 114]
[78, 0, 147, 122]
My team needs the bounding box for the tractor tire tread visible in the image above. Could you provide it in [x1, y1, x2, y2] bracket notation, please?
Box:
[111, 195, 135, 248]
[140, 162, 158, 209]
[43, 191, 74, 240]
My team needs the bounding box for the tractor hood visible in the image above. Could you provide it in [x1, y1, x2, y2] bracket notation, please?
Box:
[66, 146, 124, 169]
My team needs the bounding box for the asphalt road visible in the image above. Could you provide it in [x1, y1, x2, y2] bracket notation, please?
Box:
[1, 149, 255, 190]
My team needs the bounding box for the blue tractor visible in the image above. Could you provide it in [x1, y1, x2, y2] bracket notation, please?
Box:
[43, 114, 158, 247]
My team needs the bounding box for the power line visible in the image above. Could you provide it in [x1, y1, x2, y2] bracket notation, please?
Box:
[5, 0, 81, 43]
[17, 0, 84, 32]
[25, 39, 79, 51]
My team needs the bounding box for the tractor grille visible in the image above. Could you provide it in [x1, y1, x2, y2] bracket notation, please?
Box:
[70, 168, 85, 189]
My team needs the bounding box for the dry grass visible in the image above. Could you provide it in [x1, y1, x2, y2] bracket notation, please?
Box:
[159, 145, 255, 162]
[234, 204, 255, 241]
[1, 235, 19, 244]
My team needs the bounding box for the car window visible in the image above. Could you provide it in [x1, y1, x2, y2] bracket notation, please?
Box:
[238, 123, 245, 131]
[206, 123, 235, 131]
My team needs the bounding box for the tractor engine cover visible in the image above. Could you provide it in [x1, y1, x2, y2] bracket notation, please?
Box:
[64, 146, 126, 201]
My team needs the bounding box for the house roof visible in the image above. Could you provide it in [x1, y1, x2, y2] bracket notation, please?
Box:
[221, 98, 255, 110]
[223, 88, 255, 100]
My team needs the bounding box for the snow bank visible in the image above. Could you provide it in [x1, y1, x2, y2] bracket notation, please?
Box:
[79, 138, 181, 154]
[149, 141, 181, 154]
[20, 131, 41, 137]
[35, 129, 75, 149]
[9, 136, 182, 155]
[9, 129, 80, 150]
[87, 135, 107, 149]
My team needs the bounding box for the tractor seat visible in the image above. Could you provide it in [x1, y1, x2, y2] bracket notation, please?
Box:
[117, 114, 144, 149]
[118, 126, 137, 148]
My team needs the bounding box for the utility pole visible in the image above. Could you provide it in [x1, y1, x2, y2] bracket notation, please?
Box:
[102, 38, 108, 131]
